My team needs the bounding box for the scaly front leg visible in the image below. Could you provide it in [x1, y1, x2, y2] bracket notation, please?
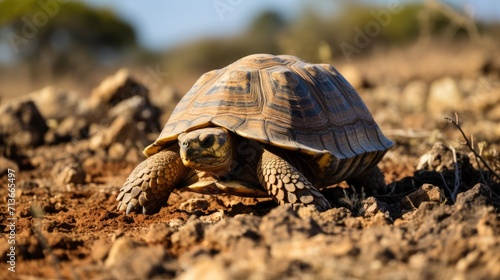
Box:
[117, 148, 189, 215]
[258, 149, 331, 211]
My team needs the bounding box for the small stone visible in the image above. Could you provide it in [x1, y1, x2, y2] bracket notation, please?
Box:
[400, 184, 442, 210]
[359, 197, 391, 219]
[144, 223, 173, 244]
[108, 142, 127, 160]
[0, 99, 48, 152]
[29, 86, 79, 121]
[401, 80, 427, 113]
[199, 210, 226, 224]
[90, 238, 111, 262]
[55, 163, 86, 185]
[90, 116, 143, 150]
[427, 77, 463, 117]
[179, 198, 210, 212]
[416, 142, 472, 173]
[104, 238, 139, 268]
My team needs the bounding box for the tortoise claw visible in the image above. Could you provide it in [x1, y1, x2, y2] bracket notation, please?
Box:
[142, 200, 163, 215]
[126, 201, 139, 215]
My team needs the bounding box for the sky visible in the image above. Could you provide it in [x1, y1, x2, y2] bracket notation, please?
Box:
[0, 0, 498, 63]
[81, 0, 500, 51]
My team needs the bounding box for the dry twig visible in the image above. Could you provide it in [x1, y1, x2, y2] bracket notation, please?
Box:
[445, 113, 500, 183]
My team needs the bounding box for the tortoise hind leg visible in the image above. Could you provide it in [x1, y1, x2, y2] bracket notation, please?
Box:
[258, 149, 331, 211]
[117, 149, 188, 215]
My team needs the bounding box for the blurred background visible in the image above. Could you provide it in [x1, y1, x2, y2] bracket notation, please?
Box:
[0, 0, 499, 143]
[0, 0, 498, 92]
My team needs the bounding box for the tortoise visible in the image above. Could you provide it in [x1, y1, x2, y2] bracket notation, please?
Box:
[116, 54, 393, 215]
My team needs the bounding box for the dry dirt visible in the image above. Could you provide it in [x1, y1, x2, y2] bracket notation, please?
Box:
[1, 42, 500, 280]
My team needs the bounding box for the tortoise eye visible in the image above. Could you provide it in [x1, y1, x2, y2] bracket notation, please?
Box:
[200, 135, 215, 148]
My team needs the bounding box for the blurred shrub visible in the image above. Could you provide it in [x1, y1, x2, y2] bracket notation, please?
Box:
[0, 0, 136, 79]
[163, 10, 288, 78]
[162, 1, 490, 77]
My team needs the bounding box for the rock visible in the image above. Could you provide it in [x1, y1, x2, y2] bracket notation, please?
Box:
[401, 80, 427, 113]
[417, 142, 470, 172]
[29, 86, 79, 121]
[59, 164, 86, 185]
[108, 95, 161, 134]
[415, 142, 483, 202]
[359, 197, 392, 220]
[84, 69, 161, 134]
[296, 204, 321, 219]
[104, 237, 139, 268]
[454, 183, 492, 211]
[427, 77, 463, 117]
[52, 161, 86, 186]
[179, 198, 210, 213]
[58, 116, 88, 138]
[400, 184, 442, 210]
[318, 207, 352, 228]
[297, 205, 351, 234]
[203, 215, 261, 250]
[45, 116, 89, 144]
[89, 116, 147, 150]
[199, 210, 226, 224]
[259, 205, 322, 244]
[0, 99, 48, 156]
[88, 68, 148, 113]
[144, 223, 174, 244]
[105, 237, 171, 279]
[171, 216, 206, 248]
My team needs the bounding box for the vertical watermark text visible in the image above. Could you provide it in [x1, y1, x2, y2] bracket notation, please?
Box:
[6, 168, 17, 273]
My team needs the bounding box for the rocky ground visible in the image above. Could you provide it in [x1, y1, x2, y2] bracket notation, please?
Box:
[1, 42, 500, 279]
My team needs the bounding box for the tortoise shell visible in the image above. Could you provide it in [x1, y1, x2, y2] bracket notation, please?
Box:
[145, 54, 392, 177]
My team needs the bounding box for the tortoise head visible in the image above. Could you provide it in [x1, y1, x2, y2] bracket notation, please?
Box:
[178, 127, 235, 176]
